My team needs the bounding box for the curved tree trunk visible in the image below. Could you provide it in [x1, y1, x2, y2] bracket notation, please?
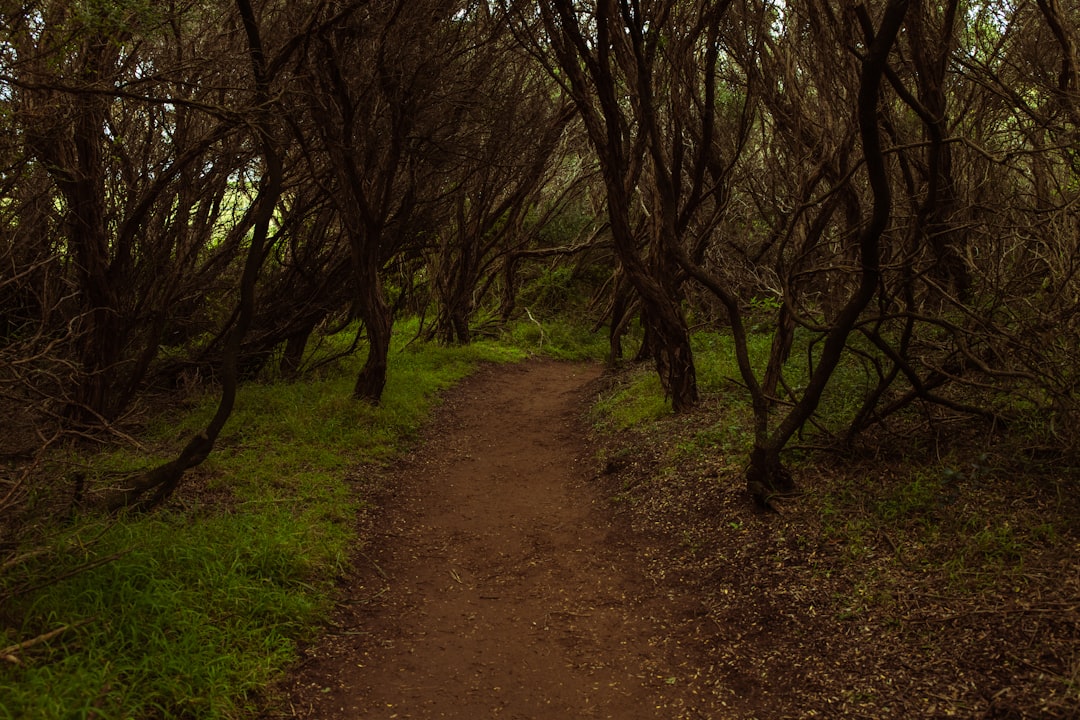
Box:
[353, 269, 393, 404]
[109, 0, 284, 512]
[606, 275, 635, 366]
[436, 262, 474, 345]
[746, 0, 912, 505]
[908, 0, 970, 297]
[538, 0, 699, 413]
[24, 37, 125, 425]
[280, 325, 315, 378]
[643, 295, 698, 412]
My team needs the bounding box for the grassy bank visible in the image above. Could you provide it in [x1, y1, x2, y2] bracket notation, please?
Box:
[0, 321, 550, 719]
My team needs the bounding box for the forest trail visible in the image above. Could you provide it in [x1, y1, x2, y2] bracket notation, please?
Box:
[277, 360, 720, 719]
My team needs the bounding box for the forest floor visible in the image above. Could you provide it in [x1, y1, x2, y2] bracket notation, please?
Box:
[268, 359, 1079, 719]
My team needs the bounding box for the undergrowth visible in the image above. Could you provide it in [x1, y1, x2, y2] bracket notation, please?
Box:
[589, 326, 1080, 718]
[501, 312, 609, 361]
[0, 319, 530, 719]
[591, 329, 774, 432]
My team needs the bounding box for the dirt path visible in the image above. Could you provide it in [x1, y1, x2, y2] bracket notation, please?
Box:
[277, 360, 719, 719]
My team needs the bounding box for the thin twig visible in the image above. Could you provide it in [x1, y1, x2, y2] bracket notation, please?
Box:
[524, 307, 546, 351]
[1, 618, 95, 663]
[357, 550, 388, 580]
[0, 547, 50, 575]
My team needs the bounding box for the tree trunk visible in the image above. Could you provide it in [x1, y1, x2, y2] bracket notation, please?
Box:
[746, 0, 912, 504]
[647, 298, 698, 412]
[606, 278, 634, 366]
[27, 38, 126, 425]
[438, 268, 473, 345]
[762, 305, 795, 399]
[499, 255, 520, 321]
[621, 255, 698, 411]
[908, 0, 970, 297]
[354, 271, 393, 404]
[539, 0, 699, 412]
[109, 0, 283, 511]
[450, 308, 471, 345]
[746, 445, 795, 510]
[280, 325, 314, 378]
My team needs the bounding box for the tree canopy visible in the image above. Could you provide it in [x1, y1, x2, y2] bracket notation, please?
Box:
[2, 0, 1079, 512]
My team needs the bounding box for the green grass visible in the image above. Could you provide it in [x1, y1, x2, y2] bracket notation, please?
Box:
[0, 320, 526, 719]
[588, 329, 770, 433]
[502, 314, 609, 361]
[590, 325, 894, 460]
[1, 514, 323, 719]
[690, 328, 773, 396]
[592, 367, 670, 429]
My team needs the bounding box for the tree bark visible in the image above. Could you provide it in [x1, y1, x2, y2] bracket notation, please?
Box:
[537, 0, 699, 411]
[110, 0, 284, 511]
[746, 0, 912, 503]
[353, 268, 393, 403]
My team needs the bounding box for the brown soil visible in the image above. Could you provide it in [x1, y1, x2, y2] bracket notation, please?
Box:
[275, 360, 720, 719]
[271, 359, 1080, 720]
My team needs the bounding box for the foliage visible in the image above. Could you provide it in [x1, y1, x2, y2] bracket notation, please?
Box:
[502, 313, 609, 362]
[515, 266, 578, 314]
[592, 366, 670, 430]
[690, 330, 772, 395]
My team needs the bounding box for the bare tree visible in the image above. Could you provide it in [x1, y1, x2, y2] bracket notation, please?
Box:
[427, 10, 578, 344]
[295, 0, 465, 402]
[111, 0, 293, 510]
[0, 0, 266, 437]
[511, 0, 720, 411]
[510, 0, 917, 501]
